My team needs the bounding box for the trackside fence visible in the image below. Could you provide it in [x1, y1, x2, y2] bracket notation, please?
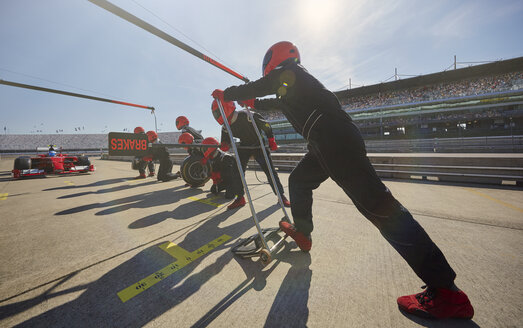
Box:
[277, 135, 523, 153]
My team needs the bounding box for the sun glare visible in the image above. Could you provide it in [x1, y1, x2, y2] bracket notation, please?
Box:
[298, 1, 341, 36]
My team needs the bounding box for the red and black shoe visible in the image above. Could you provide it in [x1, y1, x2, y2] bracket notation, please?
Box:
[134, 173, 146, 179]
[148, 172, 155, 177]
[279, 221, 312, 252]
[227, 196, 246, 210]
[397, 286, 474, 319]
[281, 195, 291, 207]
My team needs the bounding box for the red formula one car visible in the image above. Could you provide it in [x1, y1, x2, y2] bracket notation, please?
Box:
[12, 147, 95, 179]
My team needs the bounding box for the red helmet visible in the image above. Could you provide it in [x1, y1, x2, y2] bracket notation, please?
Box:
[178, 132, 194, 150]
[211, 99, 236, 125]
[262, 41, 300, 76]
[176, 116, 189, 130]
[146, 130, 158, 142]
[134, 126, 145, 134]
[201, 137, 219, 160]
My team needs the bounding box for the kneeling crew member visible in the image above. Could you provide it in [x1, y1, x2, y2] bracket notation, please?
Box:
[178, 132, 195, 154]
[146, 130, 178, 182]
[201, 137, 245, 210]
[133, 126, 155, 179]
[211, 99, 290, 207]
[176, 116, 204, 143]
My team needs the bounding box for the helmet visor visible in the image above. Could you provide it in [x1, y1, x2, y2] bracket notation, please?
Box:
[212, 109, 222, 121]
[262, 49, 273, 75]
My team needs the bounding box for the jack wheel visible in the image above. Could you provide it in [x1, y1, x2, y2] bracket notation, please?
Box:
[260, 249, 272, 266]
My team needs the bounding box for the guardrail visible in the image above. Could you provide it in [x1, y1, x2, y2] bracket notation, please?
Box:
[101, 152, 523, 186]
[277, 135, 523, 153]
[365, 135, 523, 153]
[248, 153, 523, 186]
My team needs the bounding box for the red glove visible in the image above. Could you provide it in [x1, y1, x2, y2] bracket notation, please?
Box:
[220, 142, 230, 152]
[210, 171, 222, 184]
[237, 99, 255, 109]
[212, 89, 225, 102]
[268, 137, 278, 151]
[142, 156, 153, 161]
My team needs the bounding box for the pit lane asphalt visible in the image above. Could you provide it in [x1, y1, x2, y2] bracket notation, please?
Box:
[0, 157, 521, 327]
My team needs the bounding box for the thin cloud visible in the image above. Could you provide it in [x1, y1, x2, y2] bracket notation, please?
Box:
[430, 2, 485, 39]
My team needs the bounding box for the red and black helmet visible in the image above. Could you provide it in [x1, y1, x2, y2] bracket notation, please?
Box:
[134, 126, 145, 134]
[201, 137, 220, 160]
[211, 99, 236, 125]
[178, 132, 194, 150]
[262, 41, 300, 76]
[146, 130, 158, 143]
[175, 116, 189, 130]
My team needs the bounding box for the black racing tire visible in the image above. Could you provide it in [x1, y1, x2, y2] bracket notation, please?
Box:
[180, 153, 211, 187]
[76, 155, 91, 166]
[14, 156, 31, 170]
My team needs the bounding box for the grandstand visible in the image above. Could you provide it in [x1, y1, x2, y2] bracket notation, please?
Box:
[268, 56, 523, 151]
[0, 131, 183, 153]
[2, 58, 522, 154]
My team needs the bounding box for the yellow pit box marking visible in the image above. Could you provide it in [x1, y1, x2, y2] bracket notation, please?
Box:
[117, 234, 231, 303]
[188, 195, 223, 207]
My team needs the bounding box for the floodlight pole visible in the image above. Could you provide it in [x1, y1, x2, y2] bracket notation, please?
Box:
[151, 109, 158, 132]
[0, 79, 154, 111]
[0, 78, 157, 131]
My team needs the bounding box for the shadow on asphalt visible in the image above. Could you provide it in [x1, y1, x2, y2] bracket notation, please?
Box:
[54, 185, 194, 216]
[192, 244, 312, 327]
[57, 180, 159, 199]
[1, 205, 300, 327]
[128, 193, 233, 229]
[43, 177, 134, 191]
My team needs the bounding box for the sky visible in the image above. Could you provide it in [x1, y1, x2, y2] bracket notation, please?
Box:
[1, 0, 522, 139]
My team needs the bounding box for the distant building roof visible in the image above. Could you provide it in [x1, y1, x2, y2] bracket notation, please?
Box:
[335, 56, 523, 99]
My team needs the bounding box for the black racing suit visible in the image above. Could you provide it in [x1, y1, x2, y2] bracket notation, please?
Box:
[136, 157, 155, 175]
[150, 142, 176, 182]
[220, 110, 285, 197]
[181, 125, 203, 141]
[209, 149, 244, 199]
[223, 62, 456, 289]
[134, 133, 155, 175]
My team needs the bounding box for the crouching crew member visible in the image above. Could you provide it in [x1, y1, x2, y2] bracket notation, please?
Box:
[201, 137, 245, 210]
[211, 99, 290, 207]
[176, 116, 204, 143]
[178, 132, 195, 154]
[176, 116, 205, 182]
[133, 126, 155, 179]
[146, 130, 179, 182]
[211, 41, 473, 320]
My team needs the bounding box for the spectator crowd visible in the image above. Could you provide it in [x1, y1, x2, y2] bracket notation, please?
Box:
[259, 71, 523, 121]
